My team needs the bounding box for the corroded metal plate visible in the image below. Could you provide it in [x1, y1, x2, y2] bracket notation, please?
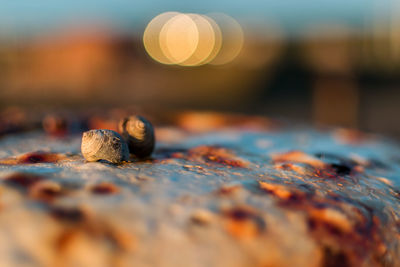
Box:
[0, 112, 399, 267]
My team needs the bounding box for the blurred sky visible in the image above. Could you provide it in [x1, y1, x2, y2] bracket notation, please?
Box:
[0, 0, 394, 36]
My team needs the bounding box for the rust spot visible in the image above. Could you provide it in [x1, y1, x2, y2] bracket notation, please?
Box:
[271, 150, 325, 169]
[308, 207, 353, 234]
[19, 152, 64, 164]
[375, 177, 393, 187]
[29, 181, 65, 202]
[181, 164, 206, 174]
[391, 189, 400, 199]
[55, 223, 136, 254]
[353, 165, 364, 173]
[330, 163, 352, 175]
[290, 197, 390, 266]
[312, 168, 341, 179]
[50, 206, 87, 223]
[174, 145, 247, 168]
[221, 206, 266, 240]
[322, 247, 350, 267]
[105, 225, 136, 252]
[3, 172, 45, 189]
[260, 162, 391, 266]
[55, 228, 80, 252]
[215, 184, 242, 196]
[275, 163, 307, 175]
[90, 182, 120, 195]
[258, 181, 293, 200]
[190, 209, 214, 226]
[0, 152, 67, 164]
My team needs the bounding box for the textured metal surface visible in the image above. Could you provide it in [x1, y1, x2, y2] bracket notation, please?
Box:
[0, 114, 399, 267]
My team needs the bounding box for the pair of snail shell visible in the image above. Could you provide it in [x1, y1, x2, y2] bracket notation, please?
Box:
[118, 115, 155, 158]
[81, 116, 155, 163]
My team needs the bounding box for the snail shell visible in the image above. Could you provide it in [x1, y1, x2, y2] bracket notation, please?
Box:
[118, 116, 155, 158]
[81, 129, 129, 163]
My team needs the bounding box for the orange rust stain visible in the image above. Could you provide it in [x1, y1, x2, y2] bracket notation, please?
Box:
[271, 150, 325, 169]
[258, 181, 293, 200]
[312, 168, 338, 179]
[260, 181, 391, 266]
[90, 182, 120, 195]
[3, 172, 45, 188]
[19, 152, 65, 164]
[55, 228, 81, 253]
[54, 228, 82, 254]
[376, 177, 393, 186]
[55, 223, 136, 254]
[190, 209, 214, 226]
[29, 181, 65, 202]
[191, 146, 247, 167]
[174, 145, 247, 168]
[307, 206, 388, 266]
[3, 173, 69, 203]
[221, 206, 265, 240]
[215, 184, 242, 196]
[224, 219, 260, 240]
[0, 152, 66, 165]
[50, 206, 88, 223]
[353, 165, 364, 173]
[106, 226, 137, 252]
[275, 163, 307, 175]
[309, 208, 353, 234]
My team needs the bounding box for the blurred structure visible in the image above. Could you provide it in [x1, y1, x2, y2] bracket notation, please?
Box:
[0, 1, 400, 137]
[302, 25, 358, 128]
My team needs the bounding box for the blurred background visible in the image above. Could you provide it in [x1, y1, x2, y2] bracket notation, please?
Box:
[0, 0, 400, 137]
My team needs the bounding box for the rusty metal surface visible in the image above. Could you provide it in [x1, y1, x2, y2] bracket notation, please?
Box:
[0, 112, 399, 267]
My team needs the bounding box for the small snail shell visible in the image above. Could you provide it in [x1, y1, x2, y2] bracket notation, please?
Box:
[118, 116, 155, 158]
[81, 129, 129, 163]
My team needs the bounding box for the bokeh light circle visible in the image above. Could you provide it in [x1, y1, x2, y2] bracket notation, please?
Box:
[179, 14, 216, 66]
[207, 13, 244, 65]
[143, 12, 244, 66]
[159, 13, 199, 64]
[200, 15, 223, 65]
[143, 12, 180, 64]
